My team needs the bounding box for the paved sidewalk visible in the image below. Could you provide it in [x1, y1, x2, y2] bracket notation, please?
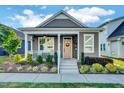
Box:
[0, 73, 124, 85]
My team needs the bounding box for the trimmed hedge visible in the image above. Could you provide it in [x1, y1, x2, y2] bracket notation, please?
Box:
[84, 57, 113, 66]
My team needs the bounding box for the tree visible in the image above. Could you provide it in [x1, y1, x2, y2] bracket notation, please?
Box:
[0, 23, 22, 61]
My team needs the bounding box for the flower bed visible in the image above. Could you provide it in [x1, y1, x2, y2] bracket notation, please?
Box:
[0, 54, 57, 73]
[78, 57, 124, 74]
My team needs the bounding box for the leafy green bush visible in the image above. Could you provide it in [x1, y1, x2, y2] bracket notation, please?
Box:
[105, 63, 117, 73]
[13, 54, 23, 63]
[36, 55, 43, 64]
[80, 65, 90, 73]
[81, 52, 85, 65]
[27, 54, 33, 64]
[102, 67, 109, 73]
[41, 66, 48, 72]
[92, 63, 104, 73]
[50, 67, 57, 72]
[46, 55, 53, 68]
[54, 52, 58, 65]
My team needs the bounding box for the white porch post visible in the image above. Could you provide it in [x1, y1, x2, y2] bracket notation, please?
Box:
[31, 36, 33, 51]
[98, 32, 101, 57]
[25, 34, 28, 58]
[57, 34, 60, 74]
[77, 32, 80, 60]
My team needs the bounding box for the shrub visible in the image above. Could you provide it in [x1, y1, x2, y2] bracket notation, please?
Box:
[50, 67, 57, 72]
[16, 66, 23, 72]
[26, 66, 32, 72]
[0, 67, 4, 72]
[81, 52, 85, 65]
[46, 55, 53, 68]
[102, 67, 109, 73]
[80, 65, 90, 73]
[27, 54, 33, 64]
[85, 57, 113, 66]
[7, 66, 13, 72]
[105, 63, 117, 73]
[36, 55, 43, 64]
[92, 63, 104, 73]
[41, 66, 48, 72]
[54, 52, 58, 65]
[32, 66, 39, 72]
[13, 54, 23, 63]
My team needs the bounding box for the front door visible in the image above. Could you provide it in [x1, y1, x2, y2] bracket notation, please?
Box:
[63, 37, 72, 58]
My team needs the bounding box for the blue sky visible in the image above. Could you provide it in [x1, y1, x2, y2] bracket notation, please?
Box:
[0, 5, 124, 28]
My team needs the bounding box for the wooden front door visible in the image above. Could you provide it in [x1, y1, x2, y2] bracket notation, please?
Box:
[63, 37, 72, 58]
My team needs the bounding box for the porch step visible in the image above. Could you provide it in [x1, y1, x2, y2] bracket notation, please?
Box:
[60, 59, 79, 74]
[60, 69, 79, 74]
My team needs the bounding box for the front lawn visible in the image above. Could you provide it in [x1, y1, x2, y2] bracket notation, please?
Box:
[0, 83, 123, 88]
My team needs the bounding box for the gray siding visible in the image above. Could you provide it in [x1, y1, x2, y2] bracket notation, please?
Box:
[33, 37, 38, 50]
[42, 19, 81, 28]
[79, 32, 99, 60]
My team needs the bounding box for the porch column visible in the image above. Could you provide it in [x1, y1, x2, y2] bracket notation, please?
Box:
[77, 32, 80, 60]
[117, 38, 121, 57]
[25, 34, 28, 58]
[57, 34, 60, 74]
[31, 36, 33, 51]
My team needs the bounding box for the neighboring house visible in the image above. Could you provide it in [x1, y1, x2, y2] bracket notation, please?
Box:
[0, 23, 25, 55]
[19, 10, 102, 66]
[99, 16, 124, 58]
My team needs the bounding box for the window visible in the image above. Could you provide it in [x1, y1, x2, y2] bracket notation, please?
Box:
[18, 43, 21, 48]
[103, 43, 106, 51]
[101, 44, 102, 51]
[84, 34, 94, 53]
[39, 37, 54, 53]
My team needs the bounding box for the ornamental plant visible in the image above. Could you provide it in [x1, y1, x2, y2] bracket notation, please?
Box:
[92, 63, 104, 73]
[105, 63, 117, 73]
[80, 65, 90, 73]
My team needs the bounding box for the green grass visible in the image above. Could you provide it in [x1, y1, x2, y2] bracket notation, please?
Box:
[0, 56, 9, 64]
[0, 83, 123, 88]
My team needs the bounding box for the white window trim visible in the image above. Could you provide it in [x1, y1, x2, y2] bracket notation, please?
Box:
[84, 34, 94, 53]
[38, 36, 55, 54]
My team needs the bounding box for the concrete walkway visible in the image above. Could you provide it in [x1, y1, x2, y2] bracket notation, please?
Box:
[0, 73, 124, 85]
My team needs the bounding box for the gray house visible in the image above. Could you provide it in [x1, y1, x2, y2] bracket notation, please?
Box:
[19, 10, 102, 73]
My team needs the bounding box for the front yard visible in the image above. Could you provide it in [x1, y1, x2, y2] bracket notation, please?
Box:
[0, 54, 57, 73]
[0, 83, 123, 88]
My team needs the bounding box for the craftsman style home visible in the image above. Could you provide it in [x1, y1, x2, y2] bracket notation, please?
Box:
[19, 10, 103, 72]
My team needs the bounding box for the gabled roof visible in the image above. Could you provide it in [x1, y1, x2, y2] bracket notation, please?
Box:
[108, 21, 124, 38]
[99, 16, 124, 27]
[36, 10, 88, 28]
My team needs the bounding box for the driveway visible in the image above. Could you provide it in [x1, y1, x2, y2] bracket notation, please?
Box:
[0, 73, 124, 85]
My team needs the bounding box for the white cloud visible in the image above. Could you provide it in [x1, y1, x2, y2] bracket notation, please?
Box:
[9, 9, 52, 27]
[64, 6, 69, 10]
[66, 7, 115, 24]
[40, 5, 47, 9]
[7, 7, 12, 10]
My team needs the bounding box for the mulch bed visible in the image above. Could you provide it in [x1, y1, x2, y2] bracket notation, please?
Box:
[0, 62, 57, 73]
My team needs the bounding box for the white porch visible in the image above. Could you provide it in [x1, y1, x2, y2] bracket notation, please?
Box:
[24, 31, 80, 74]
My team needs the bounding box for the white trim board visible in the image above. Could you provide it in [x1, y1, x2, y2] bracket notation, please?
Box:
[84, 34, 95, 53]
